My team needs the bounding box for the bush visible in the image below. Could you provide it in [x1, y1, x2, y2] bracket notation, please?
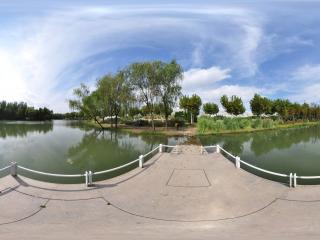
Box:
[262, 119, 275, 128]
[251, 119, 263, 129]
[223, 118, 240, 131]
[238, 118, 251, 129]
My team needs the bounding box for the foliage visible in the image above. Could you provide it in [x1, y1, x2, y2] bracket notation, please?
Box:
[203, 102, 219, 115]
[156, 60, 183, 128]
[96, 71, 133, 128]
[179, 94, 202, 124]
[250, 94, 273, 116]
[197, 116, 280, 134]
[220, 95, 245, 115]
[0, 101, 53, 121]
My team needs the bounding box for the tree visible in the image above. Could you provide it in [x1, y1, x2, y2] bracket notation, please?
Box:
[69, 83, 105, 129]
[157, 60, 183, 128]
[179, 94, 202, 124]
[250, 94, 274, 116]
[220, 95, 245, 116]
[272, 99, 290, 120]
[96, 71, 133, 128]
[203, 103, 219, 115]
[126, 61, 159, 130]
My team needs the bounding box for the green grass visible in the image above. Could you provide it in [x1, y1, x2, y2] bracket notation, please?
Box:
[197, 116, 319, 135]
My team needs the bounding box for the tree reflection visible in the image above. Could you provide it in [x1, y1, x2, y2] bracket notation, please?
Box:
[0, 121, 53, 139]
[250, 126, 320, 156]
[67, 130, 169, 170]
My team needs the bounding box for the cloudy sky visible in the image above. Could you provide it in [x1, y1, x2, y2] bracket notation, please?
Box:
[1, 0, 320, 112]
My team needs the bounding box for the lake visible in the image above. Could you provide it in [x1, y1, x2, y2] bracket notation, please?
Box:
[1, 120, 320, 184]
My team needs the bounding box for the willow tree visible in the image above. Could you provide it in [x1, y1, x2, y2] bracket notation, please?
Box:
[68, 83, 105, 129]
[96, 71, 133, 128]
[157, 60, 183, 128]
[126, 62, 159, 130]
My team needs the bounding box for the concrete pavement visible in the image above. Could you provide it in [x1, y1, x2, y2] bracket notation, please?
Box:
[1, 145, 320, 239]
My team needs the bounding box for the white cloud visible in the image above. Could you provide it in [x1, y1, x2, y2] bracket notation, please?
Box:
[290, 83, 320, 104]
[292, 64, 320, 83]
[0, 5, 265, 112]
[182, 66, 231, 90]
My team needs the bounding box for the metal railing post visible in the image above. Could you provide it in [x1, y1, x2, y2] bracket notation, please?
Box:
[293, 173, 297, 188]
[159, 144, 163, 153]
[139, 155, 144, 168]
[85, 171, 88, 186]
[235, 156, 241, 169]
[10, 162, 17, 177]
[289, 173, 292, 187]
[216, 145, 220, 153]
[88, 171, 93, 186]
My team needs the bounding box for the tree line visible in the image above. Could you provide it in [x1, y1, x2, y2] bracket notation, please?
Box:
[202, 93, 320, 121]
[0, 101, 54, 121]
[70, 59, 320, 130]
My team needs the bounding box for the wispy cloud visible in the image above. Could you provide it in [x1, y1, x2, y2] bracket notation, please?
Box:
[1, 2, 319, 111]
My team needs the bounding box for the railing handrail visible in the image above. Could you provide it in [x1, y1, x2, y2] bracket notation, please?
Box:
[93, 158, 140, 175]
[212, 144, 320, 185]
[1, 145, 162, 180]
[2, 143, 320, 186]
[18, 165, 84, 178]
[0, 165, 10, 172]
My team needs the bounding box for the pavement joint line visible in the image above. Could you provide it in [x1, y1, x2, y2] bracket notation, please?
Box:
[0, 199, 50, 226]
[101, 197, 280, 223]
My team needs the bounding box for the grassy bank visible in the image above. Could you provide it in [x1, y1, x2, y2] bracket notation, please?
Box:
[197, 116, 320, 135]
[84, 117, 320, 136]
[84, 120, 196, 136]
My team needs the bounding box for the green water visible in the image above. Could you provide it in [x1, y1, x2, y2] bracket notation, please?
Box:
[199, 125, 320, 184]
[1, 120, 320, 184]
[0, 120, 186, 183]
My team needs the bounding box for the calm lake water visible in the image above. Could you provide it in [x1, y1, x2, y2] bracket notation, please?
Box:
[1, 120, 320, 184]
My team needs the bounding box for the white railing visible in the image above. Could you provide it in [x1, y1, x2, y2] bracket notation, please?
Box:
[0, 165, 10, 173]
[212, 144, 320, 187]
[0, 144, 164, 186]
[1, 143, 320, 187]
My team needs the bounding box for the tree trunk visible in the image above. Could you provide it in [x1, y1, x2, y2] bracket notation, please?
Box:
[151, 112, 155, 131]
[115, 114, 118, 128]
[190, 112, 193, 124]
[165, 114, 168, 129]
[94, 117, 104, 130]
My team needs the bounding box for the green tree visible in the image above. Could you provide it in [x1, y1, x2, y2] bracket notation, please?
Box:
[69, 83, 105, 129]
[126, 61, 160, 130]
[179, 94, 202, 124]
[250, 94, 274, 116]
[157, 60, 183, 128]
[96, 71, 133, 128]
[220, 95, 245, 116]
[203, 102, 219, 115]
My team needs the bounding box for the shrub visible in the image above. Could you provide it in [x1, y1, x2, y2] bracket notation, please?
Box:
[262, 119, 275, 128]
[251, 119, 263, 129]
[223, 118, 240, 131]
[238, 118, 251, 129]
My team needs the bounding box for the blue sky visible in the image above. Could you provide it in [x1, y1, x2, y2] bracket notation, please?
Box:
[1, 0, 320, 112]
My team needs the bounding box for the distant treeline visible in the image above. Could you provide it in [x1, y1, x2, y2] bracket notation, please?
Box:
[0, 101, 84, 121]
[0, 101, 54, 121]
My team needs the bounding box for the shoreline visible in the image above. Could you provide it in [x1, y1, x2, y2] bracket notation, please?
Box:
[86, 120, 320, 136]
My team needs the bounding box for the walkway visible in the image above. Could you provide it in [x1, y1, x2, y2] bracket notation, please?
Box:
[1, 145, 320, 239]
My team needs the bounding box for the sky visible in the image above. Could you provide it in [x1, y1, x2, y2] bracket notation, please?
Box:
[1, 0, 320, 113]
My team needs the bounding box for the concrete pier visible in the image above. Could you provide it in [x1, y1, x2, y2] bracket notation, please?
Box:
[1, 145, 320, 239]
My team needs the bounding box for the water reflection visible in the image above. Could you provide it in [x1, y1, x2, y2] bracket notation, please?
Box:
[199, 126, 320, 157]
[250, 126, 320, 156]
[0, 121, 53, 138]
